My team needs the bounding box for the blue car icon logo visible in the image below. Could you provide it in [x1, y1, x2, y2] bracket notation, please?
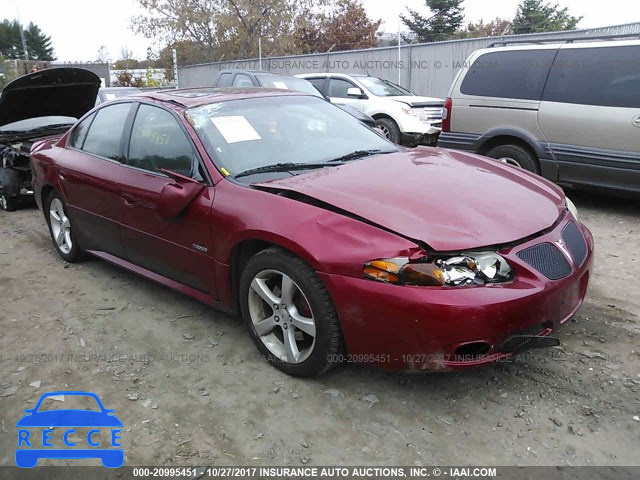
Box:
[16, 391, 123, 468]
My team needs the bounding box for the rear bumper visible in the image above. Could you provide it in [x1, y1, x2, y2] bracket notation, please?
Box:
[319, 219, 594, 372]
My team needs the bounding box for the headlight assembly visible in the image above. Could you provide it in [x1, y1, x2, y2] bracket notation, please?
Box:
[566, 197, 579, 222]
[364, 252, 513, 287]
[401, 107, 418, 117]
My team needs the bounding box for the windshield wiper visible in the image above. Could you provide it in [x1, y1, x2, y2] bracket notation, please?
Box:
[234, 162, 339, 179]
[328, 149, 392, 163]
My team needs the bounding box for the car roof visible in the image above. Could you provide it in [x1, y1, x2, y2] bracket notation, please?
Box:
[218, 69, 280, 76]
[297, 72, 371, 79]
[100, 87, 141, 92]
[477, 38, 640, 55]
[128, 87, 309, 108]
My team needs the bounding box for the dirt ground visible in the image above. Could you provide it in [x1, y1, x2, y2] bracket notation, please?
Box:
[0, 189, 639, 469]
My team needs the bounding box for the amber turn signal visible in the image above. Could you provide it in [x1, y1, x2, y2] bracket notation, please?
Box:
[364, 258, 445, 287]
[399, 263, 445, 286]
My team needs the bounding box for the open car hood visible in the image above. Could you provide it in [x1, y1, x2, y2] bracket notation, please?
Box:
[255, 148, 566, 251]
[0, 67, 100, 127]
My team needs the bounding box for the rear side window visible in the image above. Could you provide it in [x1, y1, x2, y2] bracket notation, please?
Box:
[217, 73, 233, 87]
[460, 49, 557, 100]
[128, 104, 195, 177]
[68, 113, 94, 149]
[82, 103, 131, 161]
[542, 45, 640, 108]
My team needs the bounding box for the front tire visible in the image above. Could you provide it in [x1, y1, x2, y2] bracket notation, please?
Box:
[45, 191, 84, 262]
[239, 248, 341, 377]
[0, 192, 19, 211]
[375, 117, 401, 144]
[485, 144, 539, 174]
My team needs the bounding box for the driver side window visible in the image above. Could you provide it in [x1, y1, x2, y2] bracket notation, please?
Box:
[329, 78, 356, 98]
[128, 104, 197, 177]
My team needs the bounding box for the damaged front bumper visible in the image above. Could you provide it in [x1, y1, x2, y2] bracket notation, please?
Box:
[401, 126, 442, 147]
[319, 216, 594, 371]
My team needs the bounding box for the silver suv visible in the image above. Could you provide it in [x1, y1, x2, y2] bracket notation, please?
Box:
[438, 38, 640, 195]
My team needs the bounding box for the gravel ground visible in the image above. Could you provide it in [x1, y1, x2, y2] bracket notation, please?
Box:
[0, 189, 639, 468]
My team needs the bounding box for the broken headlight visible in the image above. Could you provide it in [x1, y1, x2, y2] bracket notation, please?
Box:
[364, 253, 513, 287]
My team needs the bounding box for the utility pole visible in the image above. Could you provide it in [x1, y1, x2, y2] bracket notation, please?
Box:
[16, 7, 29, 61]
[172, 48, 179, 88]
[397, 17, 401, 85]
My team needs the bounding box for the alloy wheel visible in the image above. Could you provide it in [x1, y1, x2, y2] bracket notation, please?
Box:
[49, 198, 73, 254]
[247, 269, 316, 364]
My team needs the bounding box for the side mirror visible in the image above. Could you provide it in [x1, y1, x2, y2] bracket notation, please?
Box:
[347, 87, 365, 98]
[157, 169, 205, 219]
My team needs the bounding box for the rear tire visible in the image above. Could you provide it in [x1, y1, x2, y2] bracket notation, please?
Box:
[375, 117, 401, 144]
[486, 144, 539, 174]
[44, 191, 84, 262]
[239, 247, 341, 377]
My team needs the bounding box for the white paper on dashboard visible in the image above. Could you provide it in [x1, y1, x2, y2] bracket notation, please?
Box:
[272, 81, 289, 90]
[105, 93, 117, 100]
[210, 116, 262, 144]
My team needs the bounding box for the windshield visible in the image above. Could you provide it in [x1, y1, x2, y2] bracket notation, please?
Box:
[186, 95, 396, 178]
[358, 77, 414, 97]
[256, 75, 323, 98]
[37, 395, 101, 412]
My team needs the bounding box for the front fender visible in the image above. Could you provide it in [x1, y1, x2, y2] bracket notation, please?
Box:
[209, 180, 421, 311]
[369, 101, 435, 135]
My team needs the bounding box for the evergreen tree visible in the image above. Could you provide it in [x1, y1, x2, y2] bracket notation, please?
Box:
[0, 20, 23, 59]
[24, 22, 56, 60]
[513, 0, 581, 34]
[401, 0, 465, 42]
[0, 19, 55, 60]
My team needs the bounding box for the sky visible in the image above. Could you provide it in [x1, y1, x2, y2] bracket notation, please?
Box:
[1, 0, 638, 62]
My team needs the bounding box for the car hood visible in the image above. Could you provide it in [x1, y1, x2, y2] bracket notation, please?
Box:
[388, 95, 444, 107]
[0, 67, 100, 127]
[255, 148, 565, 251]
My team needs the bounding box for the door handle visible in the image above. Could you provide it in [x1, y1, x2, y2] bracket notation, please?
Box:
[121, 195, 137, 207]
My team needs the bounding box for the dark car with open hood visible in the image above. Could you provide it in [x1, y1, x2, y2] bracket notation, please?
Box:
[0, 67, 100, 211]
[30, 88, 593, 377]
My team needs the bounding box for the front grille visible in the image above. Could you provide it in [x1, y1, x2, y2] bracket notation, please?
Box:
[415, 106, 443, 122]
[517, 243, 572, 280]
[562, 221, 587, 266]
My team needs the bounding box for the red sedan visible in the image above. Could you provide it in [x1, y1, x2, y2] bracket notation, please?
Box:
[30, 88, 593, 377]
